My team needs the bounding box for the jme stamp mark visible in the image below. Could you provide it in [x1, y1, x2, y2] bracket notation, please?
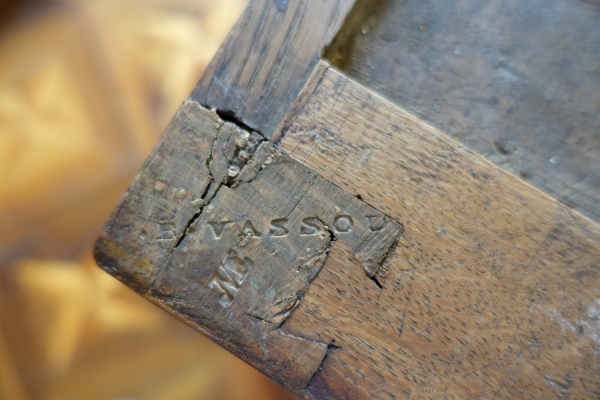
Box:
[208, 249, 254, 307]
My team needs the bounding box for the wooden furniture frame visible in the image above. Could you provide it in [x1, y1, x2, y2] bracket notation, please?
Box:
[95, 1, 600, 398]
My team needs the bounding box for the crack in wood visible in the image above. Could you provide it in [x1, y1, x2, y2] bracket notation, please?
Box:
[172, 109, 269, 252]
[94, 99, 403, 394]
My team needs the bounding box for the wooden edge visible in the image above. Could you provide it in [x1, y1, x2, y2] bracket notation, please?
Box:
[94, 94, 404, 395]
[275, 63, 600, 398]
[191, 0, 356, 139]
[271, 60, 329, 144]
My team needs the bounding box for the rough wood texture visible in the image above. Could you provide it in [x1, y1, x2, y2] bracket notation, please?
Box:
[276, 63, 600, 398]
[326, 0, 600, 223]
[93, 1, 600, 396]
[192, 0, 355, 139]
[94, 100, 402, 394]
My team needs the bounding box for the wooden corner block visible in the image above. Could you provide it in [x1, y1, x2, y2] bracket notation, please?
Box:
[94, 94, 402, 393]
[91, 0, 600, 392]
[95, 54, 600, 397]
[95, 58, 600, 397]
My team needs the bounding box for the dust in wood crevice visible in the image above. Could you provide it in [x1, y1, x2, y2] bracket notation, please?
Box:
[215, 109, 258, 133]
[171, 105, 269, 253]
[244, 312, 276, 325]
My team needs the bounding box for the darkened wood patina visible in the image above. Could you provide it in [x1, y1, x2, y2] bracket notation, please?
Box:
[95, 0, 600, 398]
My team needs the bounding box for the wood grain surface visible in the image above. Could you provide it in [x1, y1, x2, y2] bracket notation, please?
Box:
[95, 100, 404, 393]
[276, 62, 600, 399]
[326, 0, 600, 224]
[192, 0, 355, 139]
[96, 57, 600, 397]
[88, 1, 600, 397]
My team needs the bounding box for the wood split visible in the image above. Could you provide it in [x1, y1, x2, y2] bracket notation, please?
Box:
[94, 99, 403, 392]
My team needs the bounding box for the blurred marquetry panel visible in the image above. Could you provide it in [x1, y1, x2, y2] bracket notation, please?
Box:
[0, 0, 249, 261]
[0, 257, 296, 400]
[0, 0, 297, 399]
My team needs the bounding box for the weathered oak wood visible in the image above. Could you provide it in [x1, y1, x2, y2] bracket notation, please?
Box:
[192, 0, 355, 138]
[97, 57, 600, 398]
[277, 63, 600, 398]
[94, 1, 600, 397]
[326, 0, 600, 223]
[95, 100, 402, 393]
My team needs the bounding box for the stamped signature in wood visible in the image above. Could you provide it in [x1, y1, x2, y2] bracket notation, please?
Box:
[204, 214, 388, 240]
[208, 249, 253, 306]
[206, 210, 394, 307]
